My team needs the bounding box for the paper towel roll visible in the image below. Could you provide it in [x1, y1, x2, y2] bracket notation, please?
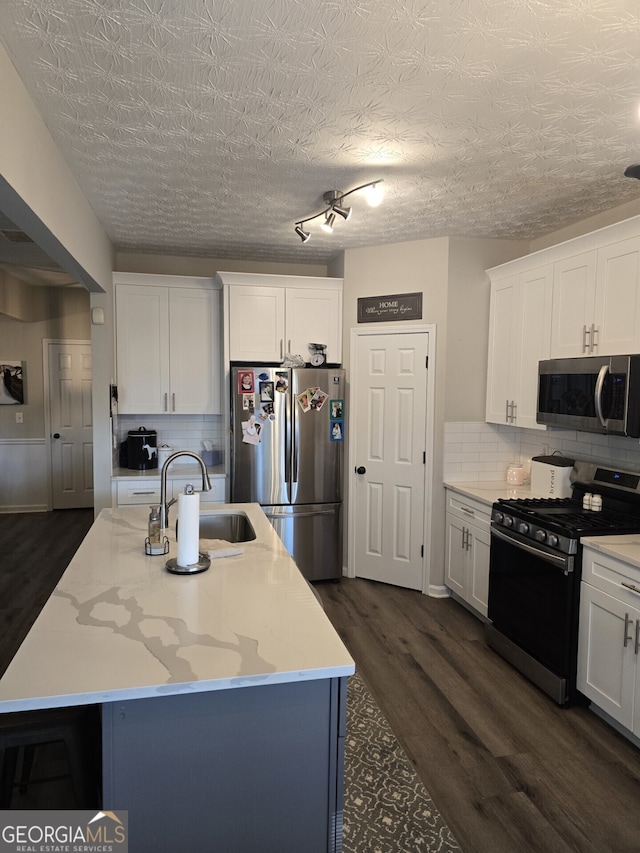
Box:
[177, 491, 200, 567]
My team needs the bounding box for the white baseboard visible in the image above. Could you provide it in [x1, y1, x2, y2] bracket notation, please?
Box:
[0, 504, 49, 514]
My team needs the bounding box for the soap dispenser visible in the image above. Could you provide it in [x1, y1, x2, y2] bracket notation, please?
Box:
[145, 505, 167, 555]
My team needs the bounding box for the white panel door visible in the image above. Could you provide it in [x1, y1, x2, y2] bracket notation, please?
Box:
[49, 341, 94, 509]
[352, 332, 428, 590]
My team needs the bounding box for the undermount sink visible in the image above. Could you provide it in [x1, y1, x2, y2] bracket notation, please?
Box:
[197, 511, 256, 543]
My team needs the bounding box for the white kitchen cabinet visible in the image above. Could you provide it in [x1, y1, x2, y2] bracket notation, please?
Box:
[114, 475, 225, 507]
[445, 490, 491, 618]
[578, 545, 640, 737]
[114, 275, 221, 415]
[220, 272, 343, 364]
[486, 265, 552, 430]
[551, 237, 640, 358]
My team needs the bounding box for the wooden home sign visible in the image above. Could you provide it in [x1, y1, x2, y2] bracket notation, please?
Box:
[357, 292, 422, 323]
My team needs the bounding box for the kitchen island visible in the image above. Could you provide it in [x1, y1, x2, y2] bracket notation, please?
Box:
[0, 503, 354, 852]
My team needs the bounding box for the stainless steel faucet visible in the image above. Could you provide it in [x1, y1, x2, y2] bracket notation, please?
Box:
[160, 451, 212, 528]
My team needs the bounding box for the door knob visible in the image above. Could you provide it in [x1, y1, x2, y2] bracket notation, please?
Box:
[355, 466, 366, 475]
[53, 433, 60, 439]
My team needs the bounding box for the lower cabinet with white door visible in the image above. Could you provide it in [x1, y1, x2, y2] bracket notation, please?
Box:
[444, 489, 491, 618]
[578, 541, 640, 742]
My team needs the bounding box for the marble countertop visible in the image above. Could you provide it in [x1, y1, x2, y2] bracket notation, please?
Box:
[0, 504, 354, 713]
[112, 464, 225, 480]
[443, 480, 534, 506]
[581, 534, 640, 570]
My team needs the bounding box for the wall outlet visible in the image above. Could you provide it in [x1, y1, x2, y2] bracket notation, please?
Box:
[15, 412, 23, 423]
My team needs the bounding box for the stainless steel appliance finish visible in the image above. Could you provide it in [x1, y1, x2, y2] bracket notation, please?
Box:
[487, 461, 640, 706]
[230, 366, 344, 581]
[537, 354, 640, 436]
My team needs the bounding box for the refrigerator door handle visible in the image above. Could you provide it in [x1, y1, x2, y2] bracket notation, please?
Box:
[264, 509, 336, 519]
[291, 389, 298, 485]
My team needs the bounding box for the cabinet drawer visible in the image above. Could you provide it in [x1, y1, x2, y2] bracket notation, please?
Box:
[116, 481, 161, 505]
[445, 492, 491, 532]
[582, 546, 640, 607]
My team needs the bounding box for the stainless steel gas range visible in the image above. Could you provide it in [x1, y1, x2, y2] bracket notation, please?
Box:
[487, 461, 640, 706]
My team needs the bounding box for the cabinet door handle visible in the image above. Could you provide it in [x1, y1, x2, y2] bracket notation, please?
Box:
[164, 393, 168, 412]
[172, 392, 176, 412]
[582, 325, 590, 353]
[288, 339, 291, 353]
[621, 581, 640, 596]
[280, 339, 284, 360]
[511, 401, 517, 423]
[624, 613, 633, 648]
[636, 619, 640, 656]
[505, 400, 510, 423]
[466, 529, 472, 550]
[461, 526, 466, 549]
[460, 505, 475, 516]
[591, 323, 598, 353]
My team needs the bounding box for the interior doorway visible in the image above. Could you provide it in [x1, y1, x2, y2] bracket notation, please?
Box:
[45, 340, 94, 509]
[348, 326, 435, 591]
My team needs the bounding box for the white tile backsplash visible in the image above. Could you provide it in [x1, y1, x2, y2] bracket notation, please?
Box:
[444, 422, 640, 483]
[115, 414, 224, 465]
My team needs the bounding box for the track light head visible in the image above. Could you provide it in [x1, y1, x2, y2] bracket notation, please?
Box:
[624, 164, 640, 180]
[320, 212, 336, 233]
[333, 203, 352, 221]
[364, 181, 383, 207]
[295, 224, 311, 243]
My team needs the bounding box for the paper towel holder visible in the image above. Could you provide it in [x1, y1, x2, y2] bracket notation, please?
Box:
[166, 553, 210, 574]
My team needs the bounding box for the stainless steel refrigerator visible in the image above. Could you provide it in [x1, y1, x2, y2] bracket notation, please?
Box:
[230, 366, 345, 581]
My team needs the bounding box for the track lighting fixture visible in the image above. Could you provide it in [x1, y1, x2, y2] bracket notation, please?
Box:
[293, 180, 383, 243]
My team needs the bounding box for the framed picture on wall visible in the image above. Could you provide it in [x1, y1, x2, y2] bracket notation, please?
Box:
[0, 361, 24, 404]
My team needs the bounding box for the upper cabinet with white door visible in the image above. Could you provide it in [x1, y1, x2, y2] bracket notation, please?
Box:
[487, 215, 640, 429]
[114, 273, 222, 415]
[551, 237, 640, 358]
[218, 271, 343, 364]
[486, 264, 552, 430]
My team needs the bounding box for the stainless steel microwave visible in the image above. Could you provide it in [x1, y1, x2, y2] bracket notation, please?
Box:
[537, 355, 640, 437]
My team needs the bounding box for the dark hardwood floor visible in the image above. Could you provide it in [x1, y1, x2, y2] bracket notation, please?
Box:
[317, 577, 640, 853]
[0, 509, 94, 677]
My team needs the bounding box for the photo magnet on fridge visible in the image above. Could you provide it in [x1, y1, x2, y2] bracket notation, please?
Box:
[330, 399, 343, 420]
[297, 389, 311, 412]
[330, 420, 344, 441]
[259, 380, 274, 402]
[238, 371, 254, 394]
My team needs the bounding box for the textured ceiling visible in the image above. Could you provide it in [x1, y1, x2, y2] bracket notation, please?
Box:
[1, 0, 640, 268]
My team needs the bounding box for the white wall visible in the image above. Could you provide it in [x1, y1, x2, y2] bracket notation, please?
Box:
[340, 237, 528, 589]
[445, 237, 528, 422]
[0, 43, 116, 515]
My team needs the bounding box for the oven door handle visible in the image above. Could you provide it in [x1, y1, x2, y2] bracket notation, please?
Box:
[491, 526, 573, 572]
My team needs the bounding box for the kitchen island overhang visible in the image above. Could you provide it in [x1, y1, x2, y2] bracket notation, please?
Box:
[0, 503, 353, 853]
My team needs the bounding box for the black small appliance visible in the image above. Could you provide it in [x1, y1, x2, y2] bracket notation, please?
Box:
[127, 427, 158, 470]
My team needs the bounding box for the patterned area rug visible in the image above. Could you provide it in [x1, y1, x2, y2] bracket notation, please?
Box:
[343, 672, 462, 853]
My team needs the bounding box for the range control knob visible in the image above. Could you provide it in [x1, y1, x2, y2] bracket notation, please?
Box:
[504, 516, 514, 528]
[535, 529, 546, 543]
[494, 511, 504, 524]
[547, 533, 559, 548]
[518, 522, 529, 535]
